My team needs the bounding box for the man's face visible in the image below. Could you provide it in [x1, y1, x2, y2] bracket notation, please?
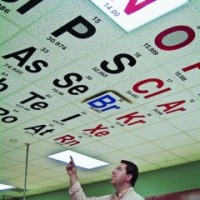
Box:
[111, 163, 129, 186]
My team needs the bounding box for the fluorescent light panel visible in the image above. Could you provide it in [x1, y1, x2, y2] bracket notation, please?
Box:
[0, 184, 14, 190]
[48, 150, 109, 169]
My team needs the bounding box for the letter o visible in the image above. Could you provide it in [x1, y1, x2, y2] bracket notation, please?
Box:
[1, 116, 17, 123]
[155, 26, 195, 51]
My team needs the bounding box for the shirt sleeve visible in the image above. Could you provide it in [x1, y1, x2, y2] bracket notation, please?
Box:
[69, 181, 112, 200]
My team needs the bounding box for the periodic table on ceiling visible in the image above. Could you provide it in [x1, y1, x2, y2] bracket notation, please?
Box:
[0, 0, 200, 164]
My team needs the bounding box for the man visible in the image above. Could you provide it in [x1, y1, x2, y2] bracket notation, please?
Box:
[66, 156, 145, 200]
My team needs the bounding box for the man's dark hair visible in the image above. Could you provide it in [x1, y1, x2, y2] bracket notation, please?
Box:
[121, 160, 139, 187]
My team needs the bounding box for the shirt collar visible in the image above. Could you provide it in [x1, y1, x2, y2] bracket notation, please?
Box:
[114, 187, 132, 200]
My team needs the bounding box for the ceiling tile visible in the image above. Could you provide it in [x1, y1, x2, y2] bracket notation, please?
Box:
[0, 0, 66, 27]
[145, 90, 200, 119]
[0, 156, 19, 169]
[27, 0, 124, 60]
[40, 104, 101, 130]
[72, 141, 116, 157]
[0, 144, 15, 154]
[170, 143, 200, 157]
[143, 151, 179, 163]
[153, 133, 197, 150]
[26, 141, 65, 156]
[13, 117, 67, 140]
[0, 129, 39, 148]
[132, 121, 180, 141]
[9, 164, 46, 176]
[106, 105, 162, 131]
[163, 51, 200, 88]
[29, 157, 63, 168]
[0, 103, 35, 128]
[0, 16, 19, 44]
[140, 164, 160, 173]
[157, 158, 186, 168]
[101, 132, 146, 149]
[123, 142, 163, 157]
[96, 150, 135, 164]
[167, 110, 200, 131]
[186, 128, 200, 142]
[0, 168, 22, 179]
[1, 148, 41, 162]
[73, 119, 125, 141]
[0, 32, 71, 83]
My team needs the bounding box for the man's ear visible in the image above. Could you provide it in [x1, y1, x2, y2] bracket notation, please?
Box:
[126, 174, 132, 182]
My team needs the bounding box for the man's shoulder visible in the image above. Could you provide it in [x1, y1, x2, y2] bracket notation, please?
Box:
[130, 189, 145, 200]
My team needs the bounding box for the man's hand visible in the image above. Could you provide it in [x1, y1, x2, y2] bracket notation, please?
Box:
[66, 156, 77, 176]
[66, 156, 78, 187]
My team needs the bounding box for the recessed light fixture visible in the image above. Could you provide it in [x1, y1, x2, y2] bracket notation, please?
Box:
[48, 150, 109, 169]
[0, 184, 14, 190]
[90, 0, 189, 32]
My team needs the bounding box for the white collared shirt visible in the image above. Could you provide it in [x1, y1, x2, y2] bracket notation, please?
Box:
[69, 181, 145, 200]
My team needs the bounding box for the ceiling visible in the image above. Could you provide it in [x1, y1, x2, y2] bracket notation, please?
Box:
[1, 0, 200, 199]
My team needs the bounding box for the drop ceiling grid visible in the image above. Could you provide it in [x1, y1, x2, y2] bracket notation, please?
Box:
[1, 0, 200, 198]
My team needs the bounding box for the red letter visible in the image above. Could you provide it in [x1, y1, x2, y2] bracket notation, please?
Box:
[83, 124, 108, 134]
[182, 62, 200, 73]
[54, 134, 74, 143]
[132, 78, 171, 99]
[117, 112, 145, 125]
[157, 100, 186, 114]
[155, 26, 195, 51]
[124, 0, 156, 15]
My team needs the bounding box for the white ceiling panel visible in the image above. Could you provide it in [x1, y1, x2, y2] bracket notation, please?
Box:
[96, 150, 135, 165]
[0, 144, 14, 154]
[123, 143, 164, 157]
[153, 133, 197, 150]
[8, 163, 46, 176]
[13, 117, 67, 140]
[0, 70, 28, 98]
[1, 0, 200, 198]
[40, 104, 100, 129]
[0, 129, 39, 148]
[71, 141, 116, 157]
[0, 32, 72, 84]
[101, 132, 146, 149]
[0, 157, 19, 170]
[187, 128, 200, 142]
[0, 103, 35, 128]
[167, 110, 200, 131]
[163, 51, 200, 89]
[27, 0, 125, 59]
[139, 164, 160, 172]
[28, 157, 62, 169]
[72, 119, 125, 141]
[111, 68, 185, 106]
[132, 121, 180, 141]
[144, 90, 200, 119]
[0, 0, 66, 27]
[1, 148, 41, 162]
[0, 16, 19, 44]
[2, 85, 68, 117]
[143, 151, 179, 163]
[157, 158, 186, 168]
[170, 143, 200, 157]
[106, 105, 162, 131]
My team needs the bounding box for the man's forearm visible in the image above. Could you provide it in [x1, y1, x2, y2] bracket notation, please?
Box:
[70, 174, 78, 187]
